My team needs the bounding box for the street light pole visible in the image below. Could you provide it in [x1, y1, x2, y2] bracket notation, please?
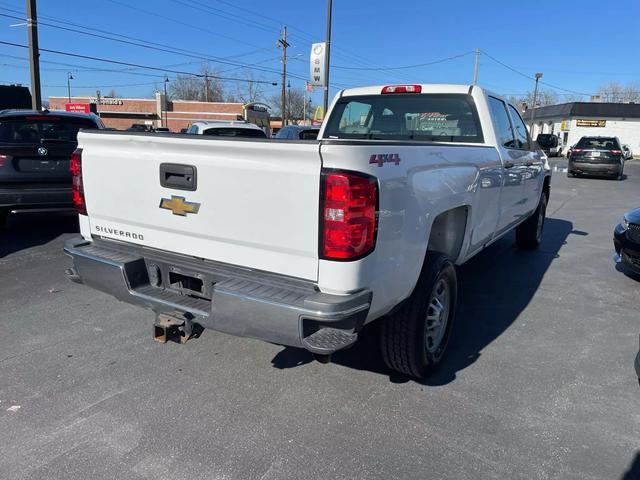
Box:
[322, 0, 333, 118]
[67, 72, 73, 103]
[530, 72, 543, 137]
[472, 48, 480, 85]
[163, 76, 169, 128]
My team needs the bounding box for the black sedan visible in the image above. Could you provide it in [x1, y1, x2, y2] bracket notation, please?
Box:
[568, 136, 625, 180]
[0, 109, 103, 228]
[614, 208, 640, 276]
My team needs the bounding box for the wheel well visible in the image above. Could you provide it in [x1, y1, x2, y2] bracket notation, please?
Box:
[427, 206, 468, 262]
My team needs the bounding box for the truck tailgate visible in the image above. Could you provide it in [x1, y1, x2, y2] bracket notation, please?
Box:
[78, 132, 321, 280]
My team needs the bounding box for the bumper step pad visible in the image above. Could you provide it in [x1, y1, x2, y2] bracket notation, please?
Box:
[302, 328, 358, 354]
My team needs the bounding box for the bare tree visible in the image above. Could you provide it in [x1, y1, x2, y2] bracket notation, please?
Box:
[235, 70, 265, 104]
[269, 87, 313, 123]
[508, 89, 559, 109]
[597, 81, 640, 103]
[169, 64, 225, 102]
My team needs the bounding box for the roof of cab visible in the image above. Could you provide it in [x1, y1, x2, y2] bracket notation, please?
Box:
[339, 83, 476, 97]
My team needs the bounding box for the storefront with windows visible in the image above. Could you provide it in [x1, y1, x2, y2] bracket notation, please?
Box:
[523, 102, 640, 155]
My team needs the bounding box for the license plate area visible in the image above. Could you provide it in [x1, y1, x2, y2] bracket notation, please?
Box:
[149, 263, 215, 300]
[588, 151, 601, 158]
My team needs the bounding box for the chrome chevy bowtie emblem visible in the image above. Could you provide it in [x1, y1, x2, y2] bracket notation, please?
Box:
[37, 147, 48, 156]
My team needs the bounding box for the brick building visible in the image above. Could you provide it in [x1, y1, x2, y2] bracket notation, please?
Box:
[48, 92, 245, 132]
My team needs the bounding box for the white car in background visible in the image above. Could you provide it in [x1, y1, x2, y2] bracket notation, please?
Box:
[186, 120, 267, 139]
[622, 144, 633, 160]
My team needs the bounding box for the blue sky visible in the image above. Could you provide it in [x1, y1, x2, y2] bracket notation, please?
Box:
[1, 0, 639, 106]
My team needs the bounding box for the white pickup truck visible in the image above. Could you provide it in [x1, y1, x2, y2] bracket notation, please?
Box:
[64, 84, 551, 378]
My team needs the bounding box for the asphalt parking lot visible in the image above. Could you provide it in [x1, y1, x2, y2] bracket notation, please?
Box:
[1, 158, 639, 480]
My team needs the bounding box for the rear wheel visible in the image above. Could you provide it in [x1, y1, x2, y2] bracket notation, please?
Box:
[380, 252, 457, 378]
[516, 193, 547, 250]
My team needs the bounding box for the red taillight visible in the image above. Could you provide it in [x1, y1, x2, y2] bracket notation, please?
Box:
[572, 149, 582, 153]
[70, 148, 86, 215]
[381, 84, 422, 94]
[321, 170, 378, 260]
[610, 149, 622, 155]
[0, 154, 7, 167]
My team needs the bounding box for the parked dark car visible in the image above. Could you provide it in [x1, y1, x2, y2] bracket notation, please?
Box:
[614, 208, 640, 277]
[0, 110, 103, 228]
[0, 85, 32, 110]
[567, 136, 625, 180]
[535, 133, 562, 157]
[275, 125, 320, 140]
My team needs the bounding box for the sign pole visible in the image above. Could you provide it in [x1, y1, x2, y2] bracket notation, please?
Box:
[322, 0, 332, 117]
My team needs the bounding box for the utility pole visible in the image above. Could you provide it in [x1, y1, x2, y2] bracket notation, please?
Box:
[473, 48, 480, 86]
[323, 0, 333, 117]
[529, 72, 543, 136]
[26, 0, 42, 110]
[303, 83, 307, 125]
[204, 72, 209, 102]
[287, 80, 292, 124]
[278, 26, 289, 126]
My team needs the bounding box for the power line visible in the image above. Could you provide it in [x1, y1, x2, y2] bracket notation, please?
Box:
[0, 40, 279, 85]
[0, 11, 291, 78]
[480, 50, 590, 96]
[101, 0, 272, 52]
[332, 51, 474, 71]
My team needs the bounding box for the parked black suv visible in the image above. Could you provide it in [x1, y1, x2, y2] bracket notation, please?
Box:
[567, 136, 625, 180]
[0, 110, 103, 227]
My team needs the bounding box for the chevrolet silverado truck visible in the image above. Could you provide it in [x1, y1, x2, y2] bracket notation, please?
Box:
[64, 84, 551, 378]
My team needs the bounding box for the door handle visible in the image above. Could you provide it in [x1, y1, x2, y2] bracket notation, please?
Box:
[160, 163, 197, 191]
[504, 161, 515, 169]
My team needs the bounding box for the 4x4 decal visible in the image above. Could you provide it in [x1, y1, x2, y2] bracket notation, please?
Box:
[369, 153, 401, 167]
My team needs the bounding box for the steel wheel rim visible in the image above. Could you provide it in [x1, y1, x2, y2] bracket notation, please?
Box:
[425, 277, 450, 354]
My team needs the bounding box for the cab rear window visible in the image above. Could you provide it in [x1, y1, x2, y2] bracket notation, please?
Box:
[0, 117, 97, 143]
[324, 93, 483, 142]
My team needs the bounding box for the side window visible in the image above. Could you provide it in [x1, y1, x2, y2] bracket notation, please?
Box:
[334, 101, 373, 135]
[508, 105, 530, 149]
[488, 97, 515, 148]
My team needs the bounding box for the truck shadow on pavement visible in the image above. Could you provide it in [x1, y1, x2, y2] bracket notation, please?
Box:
[272, 218, 577, 385]
[0, 213, 79, 258]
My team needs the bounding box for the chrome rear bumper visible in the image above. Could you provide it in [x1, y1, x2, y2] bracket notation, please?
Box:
[64, 237, 371, 354]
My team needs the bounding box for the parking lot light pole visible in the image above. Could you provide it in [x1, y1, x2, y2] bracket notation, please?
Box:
[530, 72, 543, 136]
[67, 72, 73, 103]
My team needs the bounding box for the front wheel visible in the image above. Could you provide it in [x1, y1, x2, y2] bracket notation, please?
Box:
[380, 252, 458, 378]
[516, 193, 547, 250]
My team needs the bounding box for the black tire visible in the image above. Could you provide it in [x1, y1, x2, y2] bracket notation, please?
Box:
[567, 171, 575, 178]
[617, 167, 624, 181]
[516, 193, 547, 250]
[380, 252, 457, 378]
